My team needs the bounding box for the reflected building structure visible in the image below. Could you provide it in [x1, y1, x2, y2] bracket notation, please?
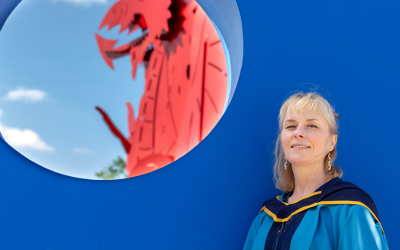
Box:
[95, 0, 228, 177]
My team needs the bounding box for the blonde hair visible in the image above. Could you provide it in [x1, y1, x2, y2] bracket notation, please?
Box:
[273, 92, 343, 192]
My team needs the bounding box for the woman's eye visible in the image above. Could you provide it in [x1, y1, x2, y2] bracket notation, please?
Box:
[309, 125, 318, 128]
[286, 126, 295, 129]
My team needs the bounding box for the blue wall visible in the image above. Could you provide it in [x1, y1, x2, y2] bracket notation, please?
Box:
[0, 0, 397, 249]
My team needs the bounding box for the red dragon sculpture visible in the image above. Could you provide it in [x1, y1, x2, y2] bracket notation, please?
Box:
[95, 0, 227, 178]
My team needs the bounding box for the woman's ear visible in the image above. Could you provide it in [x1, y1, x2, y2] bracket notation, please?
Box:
[330, 134, 337, 151]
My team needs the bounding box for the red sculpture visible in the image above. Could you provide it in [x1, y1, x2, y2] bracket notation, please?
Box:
[95, 0, 227, 178]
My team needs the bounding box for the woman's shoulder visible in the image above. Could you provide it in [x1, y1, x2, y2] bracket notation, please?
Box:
[320, 180, 379, 212]
[321, 179, 371, 197]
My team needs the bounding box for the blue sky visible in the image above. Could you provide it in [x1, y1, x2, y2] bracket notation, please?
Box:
[0, 0, 146, 179]
[0, 0, 230, 179]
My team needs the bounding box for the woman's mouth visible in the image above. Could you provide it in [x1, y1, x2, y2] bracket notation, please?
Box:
[291, 145, 311, 149]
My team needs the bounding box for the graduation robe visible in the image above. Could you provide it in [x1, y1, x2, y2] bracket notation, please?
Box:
[243, 181, 389, 250]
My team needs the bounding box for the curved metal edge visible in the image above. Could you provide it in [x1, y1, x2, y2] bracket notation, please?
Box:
[196, 0, 243, 106]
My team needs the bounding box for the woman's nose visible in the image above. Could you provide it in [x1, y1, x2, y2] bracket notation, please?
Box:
[293, 127, 304, 138]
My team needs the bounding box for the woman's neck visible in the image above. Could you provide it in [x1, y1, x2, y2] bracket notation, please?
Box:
[288, 162, 330, 203]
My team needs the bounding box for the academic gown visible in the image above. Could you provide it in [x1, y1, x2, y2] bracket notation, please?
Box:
[243, 181, 389, 250]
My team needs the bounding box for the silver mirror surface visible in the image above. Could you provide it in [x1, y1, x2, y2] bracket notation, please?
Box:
[0, 0, 232, 179]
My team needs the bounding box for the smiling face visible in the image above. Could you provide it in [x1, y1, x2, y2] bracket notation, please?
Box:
[281, 109, 337, 169]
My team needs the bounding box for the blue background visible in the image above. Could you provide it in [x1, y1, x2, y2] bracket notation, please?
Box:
[0, 0, 397, 249]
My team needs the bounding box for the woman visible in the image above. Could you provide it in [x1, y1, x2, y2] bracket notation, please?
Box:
[244, 92, 388, 250]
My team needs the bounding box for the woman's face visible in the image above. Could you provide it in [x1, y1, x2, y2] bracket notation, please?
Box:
[281, 109, 337, 168]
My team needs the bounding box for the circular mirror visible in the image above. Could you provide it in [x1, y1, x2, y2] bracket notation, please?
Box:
[0, 0, 232, 179]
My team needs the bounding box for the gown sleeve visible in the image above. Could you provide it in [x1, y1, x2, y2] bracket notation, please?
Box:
[338, 205, 388, 250]
[243, 212, 265, 250]
[243, 218, 258, 250]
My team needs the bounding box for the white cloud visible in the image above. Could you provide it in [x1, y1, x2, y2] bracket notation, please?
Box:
[0, 123, 54, 152]
[5, 88, 47, 102]
[52, 0, 108, 6]
[73, 147, 90, 153]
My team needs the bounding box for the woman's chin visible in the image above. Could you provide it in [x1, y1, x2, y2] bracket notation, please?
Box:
[289, 159, 312, 166]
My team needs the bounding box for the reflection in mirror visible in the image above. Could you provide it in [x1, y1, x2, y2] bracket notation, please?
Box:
[0, 0, 230, 180]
